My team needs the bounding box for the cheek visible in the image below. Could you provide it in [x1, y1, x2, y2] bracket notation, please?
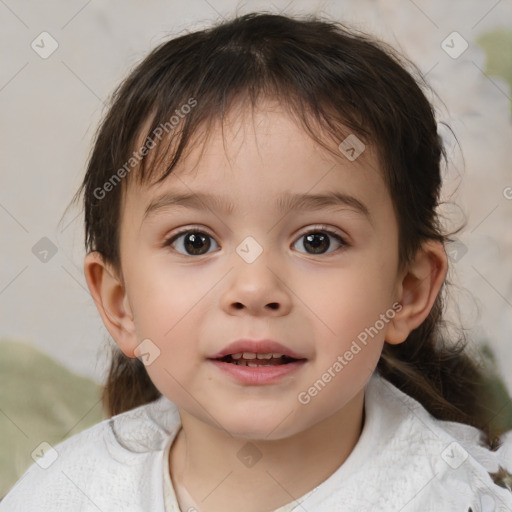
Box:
[305, 263, 396, 355]
[138, 314, 204, 406]
[127, 257, 206, 335]
[316, 263, 395, 318]
[143, 357, 201, 411]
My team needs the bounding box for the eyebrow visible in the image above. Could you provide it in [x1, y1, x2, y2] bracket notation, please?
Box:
[143, 191, 371, 223]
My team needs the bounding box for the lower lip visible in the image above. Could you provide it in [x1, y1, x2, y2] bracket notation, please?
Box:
[208, 359, 307, 385]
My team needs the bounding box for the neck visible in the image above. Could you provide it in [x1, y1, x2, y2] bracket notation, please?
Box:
[169, 390, 365, 512]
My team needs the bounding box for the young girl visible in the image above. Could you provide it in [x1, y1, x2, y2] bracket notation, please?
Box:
[2, 11, 511, 512]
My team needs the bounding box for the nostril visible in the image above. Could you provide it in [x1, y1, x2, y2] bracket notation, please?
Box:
[232, 302, 279, 310]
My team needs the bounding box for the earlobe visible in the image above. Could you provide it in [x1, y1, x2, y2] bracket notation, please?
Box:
[386, 240, 448, 345]
[83, 251, 138, 357]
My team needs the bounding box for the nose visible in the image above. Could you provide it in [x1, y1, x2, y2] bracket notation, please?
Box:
[220, 256, 292, 317]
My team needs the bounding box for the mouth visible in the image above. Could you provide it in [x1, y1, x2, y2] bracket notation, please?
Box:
[214, 352, 302, 367]
[209, 339, 306, 363]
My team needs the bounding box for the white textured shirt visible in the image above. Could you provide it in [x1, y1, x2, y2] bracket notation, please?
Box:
[2, 371, 511, 511]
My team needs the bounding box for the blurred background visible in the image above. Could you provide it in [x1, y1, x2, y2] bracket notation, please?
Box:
[1, 0, 511, 498]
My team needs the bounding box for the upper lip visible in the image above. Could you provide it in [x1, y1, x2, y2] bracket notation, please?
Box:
[209, 339, 306, 360]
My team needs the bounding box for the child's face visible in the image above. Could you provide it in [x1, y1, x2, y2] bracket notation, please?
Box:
[117, 102, 403, 439]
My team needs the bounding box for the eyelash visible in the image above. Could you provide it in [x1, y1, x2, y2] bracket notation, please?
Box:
[163, 225, 348, 256]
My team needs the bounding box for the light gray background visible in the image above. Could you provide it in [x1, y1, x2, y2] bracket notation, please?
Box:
[1, 0, 511, 391]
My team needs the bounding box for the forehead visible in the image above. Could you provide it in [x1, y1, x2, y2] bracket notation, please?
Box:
[121, 103, 388, 226]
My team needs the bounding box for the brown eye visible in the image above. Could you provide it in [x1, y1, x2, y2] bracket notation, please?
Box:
[165, 230, 219, 256]
[293, 229, 346, 255]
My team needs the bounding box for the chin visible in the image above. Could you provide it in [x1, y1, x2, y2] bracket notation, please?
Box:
[219, 410, 301, 441]
[226, 424, 294, 441]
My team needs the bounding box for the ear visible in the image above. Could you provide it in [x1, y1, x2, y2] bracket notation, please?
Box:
[386, 240, 448, 345]
[84, 251, 138, 358]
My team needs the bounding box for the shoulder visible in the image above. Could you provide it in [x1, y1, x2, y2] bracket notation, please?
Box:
[269, 373, 512, 511]
[0, 396, 181, 511]
[365, 372, 512, 510]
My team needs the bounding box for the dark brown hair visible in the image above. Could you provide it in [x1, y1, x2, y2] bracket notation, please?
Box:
[68, 12, 506, 447]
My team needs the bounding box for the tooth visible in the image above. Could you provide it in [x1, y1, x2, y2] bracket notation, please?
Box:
[247, 362, 258, 367]
[272, 353, 284, 358]
[256, 353, 273, 359]
[231, 353, 243, 360]
[242, 352, 257, 359]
